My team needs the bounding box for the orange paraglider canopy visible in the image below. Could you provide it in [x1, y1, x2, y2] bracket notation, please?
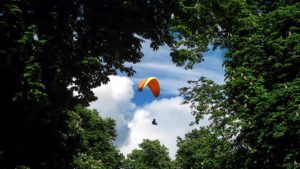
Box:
[138, 77, 160, 97]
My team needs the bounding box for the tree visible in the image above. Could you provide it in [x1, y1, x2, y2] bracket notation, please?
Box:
[0, 0, 201, 168]
[177, 77, 237, 169]
[176, 0, 300, 168]
[176, 127, 234, 169]
[70, 106, 124, 169]
[125, 139, 174, 169]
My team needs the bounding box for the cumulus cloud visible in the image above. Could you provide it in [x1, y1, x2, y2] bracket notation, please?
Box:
[89, 41, 225, 159]
[120, 97, 209, 159]
[88, 75, 209, 159]
[89, 75, 136, 147]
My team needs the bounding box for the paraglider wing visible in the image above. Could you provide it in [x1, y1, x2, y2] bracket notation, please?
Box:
[138, 79, 147, 91]
[137, 77, 160, 97]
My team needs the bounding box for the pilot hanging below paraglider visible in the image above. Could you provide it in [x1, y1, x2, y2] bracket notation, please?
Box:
[152, 119, 157, 125]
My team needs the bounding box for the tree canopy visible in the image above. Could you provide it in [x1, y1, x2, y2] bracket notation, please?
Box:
[0, 0, 196, 168]
[71, 106, 124, 169]
[1, 0, 300, 168]
[177, 0, 300, 168]
[176, 127, 234, 169]
[125, 139, 174, 169]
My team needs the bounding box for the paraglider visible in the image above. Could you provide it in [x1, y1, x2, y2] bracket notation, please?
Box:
[137, 77, 160, 126]
[137, 77, 160, 97]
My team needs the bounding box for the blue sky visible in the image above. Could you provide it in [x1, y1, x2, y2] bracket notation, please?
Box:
[127, 41, 226, 106]
[90, 40, 226, 159]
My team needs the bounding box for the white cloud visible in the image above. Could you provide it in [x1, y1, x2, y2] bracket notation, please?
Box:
[89, 75, 211, 159]
[89, 75, 136, 146]
[89, 41, 225, 159]
[120, 97, 209, 159]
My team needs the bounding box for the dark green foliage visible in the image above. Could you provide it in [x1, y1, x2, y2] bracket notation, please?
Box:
[176, 128, 234, 169]
[0, 0, 199, 168]
[125, 139, 174, 169]
[178, 78, 238, 169]
[179, 77, 239, 139]
[2, 0, 300, 168]
[177, 0, 300, 168]
[70, 106, 124, 169]
[222, 1, 300, 168]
